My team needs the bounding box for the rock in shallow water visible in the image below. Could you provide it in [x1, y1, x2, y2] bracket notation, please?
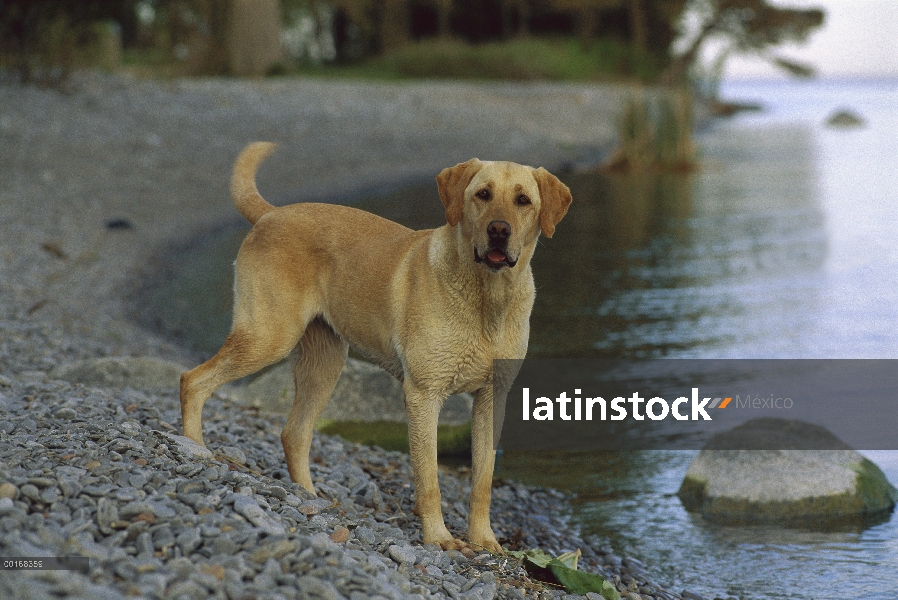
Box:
[826, 109, 864, 128]
[236, 357, 473, 425]
[50, 356, 187, 391]
[678, 418, 898, 525]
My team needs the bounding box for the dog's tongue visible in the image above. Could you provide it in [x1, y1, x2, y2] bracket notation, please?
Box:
[487, 251, 506, 263]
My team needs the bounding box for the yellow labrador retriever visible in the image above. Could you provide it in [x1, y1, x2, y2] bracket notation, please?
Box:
[180, 142, 571, 552]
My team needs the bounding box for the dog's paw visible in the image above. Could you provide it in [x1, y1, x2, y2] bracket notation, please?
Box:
[439, 538, 471, 552]
[423, 524, 466, 551]
[468, 527, 505, 554]
[437, 537, 468, 552]
[469, 535, 503, 555]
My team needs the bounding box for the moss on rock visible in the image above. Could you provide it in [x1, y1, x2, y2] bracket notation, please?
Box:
[677, 419, 898, 527]
[317, 419, 471, 458]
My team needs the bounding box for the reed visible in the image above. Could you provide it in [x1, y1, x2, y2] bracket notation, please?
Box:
[603, 87, 697, 173]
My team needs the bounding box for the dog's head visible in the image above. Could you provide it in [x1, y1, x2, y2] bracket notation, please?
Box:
[436, 159, 572, 272]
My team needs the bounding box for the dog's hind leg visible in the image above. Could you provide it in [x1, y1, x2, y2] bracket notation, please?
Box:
[181, 227, 319, 447]
[281, 318, 348, 493]
[180, 324, 304, 446]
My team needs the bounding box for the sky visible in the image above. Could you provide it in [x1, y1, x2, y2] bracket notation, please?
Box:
[721, 0, 898, 79]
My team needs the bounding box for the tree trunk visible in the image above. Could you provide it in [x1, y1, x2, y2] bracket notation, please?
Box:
[659, 9, 720, 85]
[435, 0, 453, 39]
[183, 0, 230, 76]
[517, 0, 530, 37]
[577, 8, 599, 42]
[501, 0, 530, 38]
[380, 0, 409, 52]
[629, 0, 647, 51]
[228, 0, 283, 76]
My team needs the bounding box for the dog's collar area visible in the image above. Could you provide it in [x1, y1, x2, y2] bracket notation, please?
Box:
[474, 247, 517, 270]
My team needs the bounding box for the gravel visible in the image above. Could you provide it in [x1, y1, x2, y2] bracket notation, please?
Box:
[0, 71, 701, 598]
[0, 375, 684, 599]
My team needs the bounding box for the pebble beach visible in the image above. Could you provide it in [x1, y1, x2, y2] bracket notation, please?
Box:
[0, 72, 706, 599]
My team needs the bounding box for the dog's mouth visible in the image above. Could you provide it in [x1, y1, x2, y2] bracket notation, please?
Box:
[474, 247, 517, 270]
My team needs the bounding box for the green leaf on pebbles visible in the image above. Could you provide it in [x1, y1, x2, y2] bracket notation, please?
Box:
[548, 563, 619, 598]
[508, 548, 620, 599]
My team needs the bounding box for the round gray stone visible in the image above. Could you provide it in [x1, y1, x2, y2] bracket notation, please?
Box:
[679, 418, 898, 524]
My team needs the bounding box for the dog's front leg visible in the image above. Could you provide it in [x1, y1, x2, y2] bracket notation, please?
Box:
[468, 386, 502, 553]
[405, 383, 465, 550]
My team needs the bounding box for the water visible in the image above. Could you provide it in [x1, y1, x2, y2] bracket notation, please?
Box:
[150, 78, 898, 599]
[500, 78, 898, 600]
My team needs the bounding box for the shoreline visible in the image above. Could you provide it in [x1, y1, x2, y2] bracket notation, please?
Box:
[0, 72, 700, 599]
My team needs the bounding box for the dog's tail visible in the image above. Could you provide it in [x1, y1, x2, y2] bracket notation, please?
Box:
[231, 142, 278, 225]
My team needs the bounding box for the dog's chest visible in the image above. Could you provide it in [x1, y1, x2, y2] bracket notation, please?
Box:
[413, 315, 525, 395]
[445, 350, 494, 394]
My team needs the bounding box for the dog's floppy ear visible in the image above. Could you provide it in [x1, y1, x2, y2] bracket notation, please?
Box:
[533, 167, 572, 238]
[436, 159, 482, 227]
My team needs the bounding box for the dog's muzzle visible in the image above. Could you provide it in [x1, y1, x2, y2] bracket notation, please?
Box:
[475, 220, 517, 271]
[474, 247, 517, 270]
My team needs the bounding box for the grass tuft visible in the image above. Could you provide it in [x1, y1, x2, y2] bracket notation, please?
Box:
[602, 87, 697, 173]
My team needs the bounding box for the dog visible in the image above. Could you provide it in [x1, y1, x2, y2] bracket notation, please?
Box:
[180, 142, 571, 552]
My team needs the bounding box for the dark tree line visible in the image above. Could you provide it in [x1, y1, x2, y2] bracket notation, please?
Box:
[0, 0, 824, 85]
[0, 0, 138, 84]
[325, 0, 687, 64]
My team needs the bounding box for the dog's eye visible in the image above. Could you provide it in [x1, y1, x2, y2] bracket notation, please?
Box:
[475, 189, 491, 201]
[516, 195, 531, 205]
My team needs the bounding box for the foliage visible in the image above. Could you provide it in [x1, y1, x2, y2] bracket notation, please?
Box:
[1, 1, 825, 91]
[661, 0, 825, 86]
[0, 0, 132, 85]
[548, 0, 624, 40]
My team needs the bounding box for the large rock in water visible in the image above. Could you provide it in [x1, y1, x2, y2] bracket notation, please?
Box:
[678, 418, 898, 525]
[50, 356, 186, 392]
[826, 109, 865, 128]
[51, 355, 472, 425]
[235, 357, 472, 425]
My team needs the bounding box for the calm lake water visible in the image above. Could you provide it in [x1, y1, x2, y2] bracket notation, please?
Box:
[502, 78, 898, 600]
[152, 78, 898, 599]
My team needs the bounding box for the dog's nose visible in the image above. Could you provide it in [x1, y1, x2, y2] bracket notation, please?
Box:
[487, 220, 511, 240]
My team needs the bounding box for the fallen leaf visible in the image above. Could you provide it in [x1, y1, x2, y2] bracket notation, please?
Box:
[548, 562, 619, 599]
[26, 299, 48, 315]
[509, 548, 619, 599]
[41, 242, 67, 259]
